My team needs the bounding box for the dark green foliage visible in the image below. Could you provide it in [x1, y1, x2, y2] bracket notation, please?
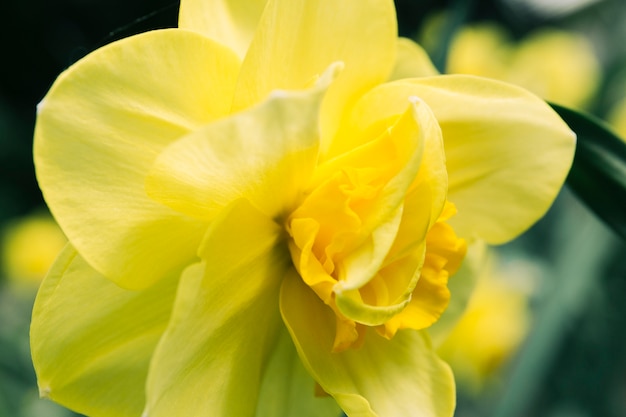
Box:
[554, 103, 626, 240]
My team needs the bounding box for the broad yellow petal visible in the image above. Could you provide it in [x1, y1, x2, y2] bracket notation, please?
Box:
[281, 271, 456, 417]
[333, 75, 575, 243]
[144, 199, 289, 417]
[146, 66, 339, 220]
[388, 38, 439, 81]
[233, 0, 397, 153]
[31, 244, 178, 417]
[34, 29, 241, 289]
[179, 0, 267, 58]
[255, 328, 341, 417]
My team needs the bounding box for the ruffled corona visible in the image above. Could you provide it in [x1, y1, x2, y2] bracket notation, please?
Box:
[288, 195, 465, 351]
[287, 97, 467, 351]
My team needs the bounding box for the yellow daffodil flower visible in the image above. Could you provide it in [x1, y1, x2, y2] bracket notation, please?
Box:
[31, 1, 575, 416]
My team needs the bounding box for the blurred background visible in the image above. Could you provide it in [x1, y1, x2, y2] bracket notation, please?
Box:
[0, 0, 625, 416]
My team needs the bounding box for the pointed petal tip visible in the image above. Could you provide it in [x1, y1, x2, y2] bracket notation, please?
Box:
[408, 95, 424, 105]
[318, 61, 345, 85]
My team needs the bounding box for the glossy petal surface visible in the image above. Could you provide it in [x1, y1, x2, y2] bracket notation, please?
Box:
[31, 245, 178, 417]
[34, 29, 241, 289]
[281, 271, 456, 417]
[144, 199, 289, 417]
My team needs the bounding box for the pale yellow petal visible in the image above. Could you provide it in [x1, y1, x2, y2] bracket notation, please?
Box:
[281, 270, 456, 417]
[34, 29, 240, 289]
[388, 37, 439, 81]
[146, 66, 338, 220]
[179, 0, 267, 58]
[144, 199, 289, 417]
[232, 0, 397, 154]
[31, 244, 178, 417]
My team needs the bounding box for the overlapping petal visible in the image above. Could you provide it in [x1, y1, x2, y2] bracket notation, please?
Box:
[281, 270, 456, 417]
[34, 29, 241, 289]
[332, 75, 575, 243]
[144, 199, 289, 417]
[255, 328, 341, 417]
[232, 0, 397, 153]
[330, 100, 444, 325]
[179, 0, 267, 58]
[389, 38, 440, 81]
[31, 245, 179, 417]
[146, 66, 339, 220]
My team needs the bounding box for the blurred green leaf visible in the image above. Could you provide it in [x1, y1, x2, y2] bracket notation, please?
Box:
[553, 103, 626, 240]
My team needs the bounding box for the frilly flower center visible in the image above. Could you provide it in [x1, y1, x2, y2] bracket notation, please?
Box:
[286, 156, 467, 352]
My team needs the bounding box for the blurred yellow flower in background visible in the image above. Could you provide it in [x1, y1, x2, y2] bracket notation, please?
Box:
[446, 23, 512, 80]
[446, 23, 601, 109]
[506, 29, 601, 109]
[1, 213, 66, 286]
[438, 255, 534, 394]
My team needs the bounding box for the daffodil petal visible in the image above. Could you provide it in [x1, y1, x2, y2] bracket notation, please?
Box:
[179, 0, 267, 58]
[334, 75, 575, 243]
[281, 270, 456, 417]
[389, 38, 439, 81]
[146, 67, 338, 220]
[144, 199, 289, 417]
[34, 29, 241, 289]
[233, 0, 397, 153]
[255, 327, 341, 417]
[405, 76, 575, 242]
[428, 241, 486, 346]
[31, 244, 178, 417]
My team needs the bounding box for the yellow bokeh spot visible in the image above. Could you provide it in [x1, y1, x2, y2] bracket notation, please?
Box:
[437, 257, 532, 393]
[2, 213, 66, 285]
[446, 23, 601, 109]
[446, 23, 512, 80]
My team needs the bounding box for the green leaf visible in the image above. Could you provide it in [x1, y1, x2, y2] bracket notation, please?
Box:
[552, 103, 626, 240]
